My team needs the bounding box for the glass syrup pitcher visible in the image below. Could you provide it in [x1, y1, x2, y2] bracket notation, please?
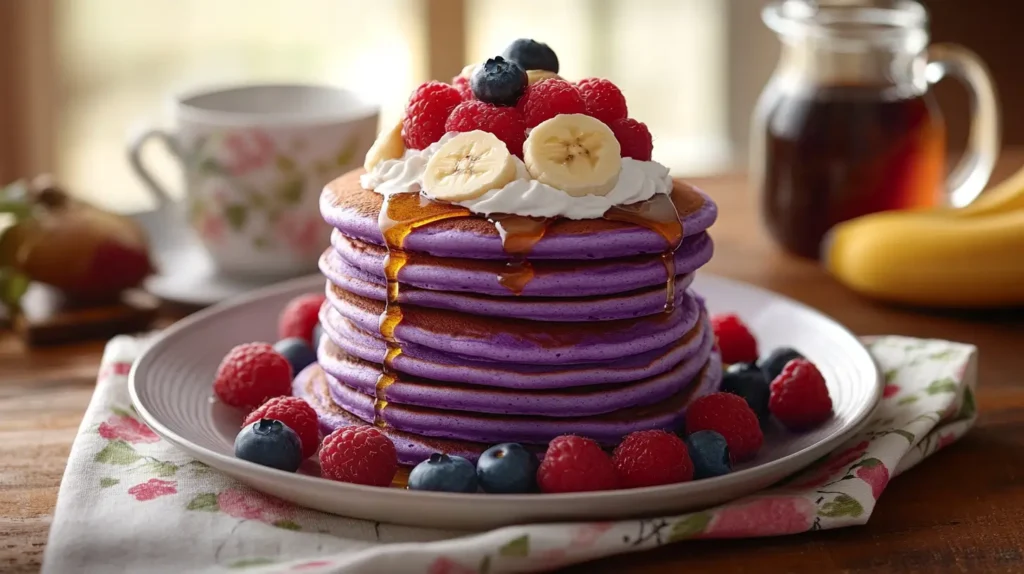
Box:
[750, 0, 1000, 259]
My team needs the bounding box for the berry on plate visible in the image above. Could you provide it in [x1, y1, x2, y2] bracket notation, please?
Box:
[451, 74, 474, 101]
[769, 358, 833, 431]
[445, 100, 527, 158]
[609, 118, 653, 161]
[409, 453, 479, 493]
[319, 426, 398, 487]
[516, 78, 586, 128]
[402, 81, 463, 150]
[278, 293, 326, 346]
[234, 419, 303, 472]
[502, 38, 559, 74]
[576, 78, 628, 124]
[213, 342, 292, 409]
[721, 362, 770, 420]
[476, 443, 538, 493]
[273, 337, 318, 377]
[612, 430, 693, 488]
[685, 392, 764, 463]
[537, 435, 618, 494]
[710, 313, 759, 365]
[761, 347, 804, 382]
[243, 396, 320, 459]
[470, 56, 528, 107]
[685, 430, 732, 479]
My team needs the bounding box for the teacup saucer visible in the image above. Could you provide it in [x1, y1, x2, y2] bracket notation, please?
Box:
[144, 242, 280, 307]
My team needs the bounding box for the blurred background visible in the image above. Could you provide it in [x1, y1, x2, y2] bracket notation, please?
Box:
[0, 0, 1017, 213]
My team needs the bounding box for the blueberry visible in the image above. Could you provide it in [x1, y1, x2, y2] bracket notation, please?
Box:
[721, 362, 770, 420]
[234, 419, 303, 472]
[408, 453, 478, 493]
[501, 38, 559, 73]
[476, 443, 539, 493]
[273, 337, 317, 375]
[685, 430, 732, 479]
[312, 322, 325, 348]
[761, 347, 804, 382]
[470, 56, 528, 106]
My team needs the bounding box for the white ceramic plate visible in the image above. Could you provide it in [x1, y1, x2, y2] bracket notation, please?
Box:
[130, 273, 881, 530]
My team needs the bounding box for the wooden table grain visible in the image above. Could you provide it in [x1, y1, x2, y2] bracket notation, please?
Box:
[4, 163, 1024, 573]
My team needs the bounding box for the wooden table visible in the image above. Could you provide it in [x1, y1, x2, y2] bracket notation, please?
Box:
[4, 164, 1024, 574]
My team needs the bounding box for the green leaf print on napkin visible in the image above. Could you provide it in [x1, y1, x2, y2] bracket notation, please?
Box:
[498, 534, 529, 557]
[145, 460, 178, 477]
[818, 494, 863, 518]
[957, 387, 977, 420]
[273, 519, 301, 531]
[99, 477, 120, 488]
[94, 440, 141, 465]
[668, 512, 711, 542]
[187, 492, 219, 512]
[926, 378, 957, 395]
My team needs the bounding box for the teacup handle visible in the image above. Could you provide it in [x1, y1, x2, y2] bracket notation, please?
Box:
[926, 43, 1001, 208]
[128, 127, 182, 207]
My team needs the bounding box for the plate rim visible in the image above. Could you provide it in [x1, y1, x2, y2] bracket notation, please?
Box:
[129, 272, 882, 508]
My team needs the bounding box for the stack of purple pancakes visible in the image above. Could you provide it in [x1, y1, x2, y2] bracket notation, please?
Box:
[295, 169, 723, 465]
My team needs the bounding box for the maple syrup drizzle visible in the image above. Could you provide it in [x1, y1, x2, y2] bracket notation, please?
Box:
[604, 193, 683, 312]
[489, 215, 552, 295]
[374, 193, 470, 427]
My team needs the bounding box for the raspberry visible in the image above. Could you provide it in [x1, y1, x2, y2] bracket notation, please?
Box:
[576, 78, 628, 124]
[609, 118, 653, 161]
[452, 75, 473, 101]
[612, 430, 693, 488]
[711, 314, 759, 365]
[402, 81, 463, 149]
[685, 392, 764, 463]
[537, 435, 618, 493]
[445, 100, 527, 157]
[244, 396, 320, 459]
[319, 426, 398, 487]
[213, 343, 293, 410]
[278, 293, 326, 346]
[515, 78, 586, 128]
[769, 359, 833, 431]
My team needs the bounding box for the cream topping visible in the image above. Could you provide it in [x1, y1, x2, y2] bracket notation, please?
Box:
[359, 132, 672, 220]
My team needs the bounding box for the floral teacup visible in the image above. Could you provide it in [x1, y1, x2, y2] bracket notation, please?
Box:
[129, 84, 378, 278]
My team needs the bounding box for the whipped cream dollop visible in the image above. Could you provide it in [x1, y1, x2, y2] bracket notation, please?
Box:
[359, 133, 673, 220]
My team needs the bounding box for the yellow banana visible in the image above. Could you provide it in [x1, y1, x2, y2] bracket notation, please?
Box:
[823, 207, 1024, 308]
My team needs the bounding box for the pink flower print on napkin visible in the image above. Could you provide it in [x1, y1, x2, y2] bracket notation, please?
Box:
[216, 488, 296, 524]
[223, 129, 276, 176]
[703, 496, 816, 538]
[427, 557, 477, 574]
[790, 440, 870, 489]
[128, 479, 177, 501]
[854, 459, 889, 500]
[937, 432, 957, 450]
[883, 383, 901, 398]
[98, 414, 160, 444]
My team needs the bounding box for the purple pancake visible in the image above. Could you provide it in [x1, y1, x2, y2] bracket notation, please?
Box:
[329, 230, 713, 298]
[296, 355, 722, 458]
[320, 170, 718, 260]
[319, 306, 711, 389]
[325, 282, 703, 364]
[319, 324, 714, 417]
[321, 248, 696, 322]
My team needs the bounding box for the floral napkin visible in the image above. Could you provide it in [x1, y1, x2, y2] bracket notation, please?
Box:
[43, 335, 977, 574]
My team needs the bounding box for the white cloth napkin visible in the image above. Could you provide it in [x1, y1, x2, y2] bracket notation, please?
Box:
[43, 335, 977, 574]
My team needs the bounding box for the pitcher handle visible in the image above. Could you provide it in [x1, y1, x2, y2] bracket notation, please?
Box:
[926, 43, 1001, 208]
[127, 126, 182, 207]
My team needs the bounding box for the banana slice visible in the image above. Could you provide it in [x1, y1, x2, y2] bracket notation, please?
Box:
[423, 131, 517, 202]
[523, 114, 622, 197]
[363, 119, 405, 171]
[526, 69, 562, 85]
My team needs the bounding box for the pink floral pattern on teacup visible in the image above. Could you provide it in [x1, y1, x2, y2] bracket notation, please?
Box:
[221, 129, 276, 176]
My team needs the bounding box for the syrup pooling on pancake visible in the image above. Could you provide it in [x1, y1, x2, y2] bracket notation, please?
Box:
[376, 192, 471, 427]
[603, 193, 684, 312]
[489, 215, 551, 294]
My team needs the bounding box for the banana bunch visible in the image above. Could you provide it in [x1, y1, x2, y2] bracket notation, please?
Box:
[824, 164, 1024, 308]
